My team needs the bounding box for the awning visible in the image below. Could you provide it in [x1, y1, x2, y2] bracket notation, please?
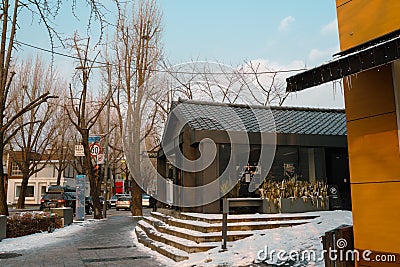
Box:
[286, 29, 400, 92]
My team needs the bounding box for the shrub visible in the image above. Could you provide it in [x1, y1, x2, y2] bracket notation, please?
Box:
[6, 211, 62, 238]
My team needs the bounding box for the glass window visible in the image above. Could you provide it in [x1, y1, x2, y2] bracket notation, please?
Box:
[11, 162, 22, 176]
[16, 185, 34, 198]
[41, 186, 47, 197]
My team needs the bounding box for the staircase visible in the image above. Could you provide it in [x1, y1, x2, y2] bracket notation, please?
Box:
[135, 209, 318, 262]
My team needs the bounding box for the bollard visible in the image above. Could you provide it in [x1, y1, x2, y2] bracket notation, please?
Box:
[221, 198, 228, 250]
[48, 214, 55, 233]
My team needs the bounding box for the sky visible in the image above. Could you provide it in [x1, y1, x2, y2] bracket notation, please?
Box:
[15, 0, 344, 108]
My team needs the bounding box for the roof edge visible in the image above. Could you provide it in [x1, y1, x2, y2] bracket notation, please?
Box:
[176, 98, 345, 113]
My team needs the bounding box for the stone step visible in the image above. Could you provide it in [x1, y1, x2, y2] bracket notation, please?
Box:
[151, 211, 310, 233]
[135, 226, 189, 262]
[137, 219, 219, 253]
[143, 216, 252, 243]
[157, 208, 319, 224]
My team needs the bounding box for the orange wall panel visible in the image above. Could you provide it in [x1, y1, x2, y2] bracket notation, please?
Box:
[346, 113, 400, 183]
[335, 0, 400, 261]
[351, 183, 400, 254]
[343, 65, 396, 121]
[337, 0, 400, 51]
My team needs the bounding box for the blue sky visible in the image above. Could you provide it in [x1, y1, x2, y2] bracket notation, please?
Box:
[16, 0, 344, 108]
[160, 0, 339, 67]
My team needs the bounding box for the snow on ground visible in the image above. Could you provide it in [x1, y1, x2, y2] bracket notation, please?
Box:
[0, 210, 352, 267]
[131, 228, 177, 266]
[144, 210, 353, 267]
[0, 219, 101, 252]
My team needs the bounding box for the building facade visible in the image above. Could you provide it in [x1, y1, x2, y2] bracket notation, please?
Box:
[5, 152, 76, 205]
[157, 100, 350, 213]
[286, 1, 400, 265]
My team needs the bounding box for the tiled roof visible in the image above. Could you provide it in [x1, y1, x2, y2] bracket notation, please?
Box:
[172, 100, 347, 136]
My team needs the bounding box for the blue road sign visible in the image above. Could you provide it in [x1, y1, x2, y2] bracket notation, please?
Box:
[88, 136, 100, 143]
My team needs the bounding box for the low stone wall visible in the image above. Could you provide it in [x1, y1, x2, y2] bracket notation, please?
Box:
[262, 197, 329, 213]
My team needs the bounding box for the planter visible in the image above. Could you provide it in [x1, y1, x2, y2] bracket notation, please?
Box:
[262, 197, 329, 213]
[0, 215, 6, 240]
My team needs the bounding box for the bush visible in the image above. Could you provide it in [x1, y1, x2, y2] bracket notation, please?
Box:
[6, 211, 62, 238]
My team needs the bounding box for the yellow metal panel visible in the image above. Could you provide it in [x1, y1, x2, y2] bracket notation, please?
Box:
[351, 183, 400, 254]
[346, 113, 400, 183]
[336, 0, 400, 51]
[343, 65, 396, 122]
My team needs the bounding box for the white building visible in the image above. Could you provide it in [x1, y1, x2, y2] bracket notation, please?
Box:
[5, 152, 79, 205]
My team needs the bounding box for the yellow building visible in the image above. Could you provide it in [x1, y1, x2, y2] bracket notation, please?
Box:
[287, 1, 400, 266]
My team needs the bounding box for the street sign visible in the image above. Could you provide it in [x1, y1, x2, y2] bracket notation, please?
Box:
[88, 136, 100, 143]
[89, 143, 102, 157]
[97, 153, 105, 164]
[74, 145, 85, 157]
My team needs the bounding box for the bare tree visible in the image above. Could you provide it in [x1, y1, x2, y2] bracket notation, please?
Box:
[7, 57, 59, 209]
[49, 92, 75, 186]
[239, 60, 289, 106]
[0, 0, 115, 216]
[65, 34, 110, 219]
[109, 0, 163, 216]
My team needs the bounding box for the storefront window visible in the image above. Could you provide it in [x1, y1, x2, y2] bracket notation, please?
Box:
[16, 185, 34, 198]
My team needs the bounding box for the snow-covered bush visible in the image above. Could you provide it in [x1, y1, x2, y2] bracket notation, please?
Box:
[6, 211, 62, 238]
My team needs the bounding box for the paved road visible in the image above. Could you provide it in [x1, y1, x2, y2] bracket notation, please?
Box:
[1, 208, 167, 267]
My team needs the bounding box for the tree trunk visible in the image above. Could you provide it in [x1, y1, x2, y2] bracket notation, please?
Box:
[56, 170, 62, 186]
[81, 130, 103, 219]
[0, 132, 8, 215]
[130, 107, 143, 216]
[131, 179, 143, 216]
[16, 173, 29, 209]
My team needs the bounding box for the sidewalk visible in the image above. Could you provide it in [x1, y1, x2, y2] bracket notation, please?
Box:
[0, 209, 169, 266]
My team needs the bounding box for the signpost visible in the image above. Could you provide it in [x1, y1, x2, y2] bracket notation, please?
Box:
[76, 174, 86, 221]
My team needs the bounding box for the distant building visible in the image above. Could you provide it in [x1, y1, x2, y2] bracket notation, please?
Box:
[5, 151, 77, 205]
[157, 100, 350, 213]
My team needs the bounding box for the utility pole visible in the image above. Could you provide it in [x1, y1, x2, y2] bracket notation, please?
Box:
[103, 62, 112, 218]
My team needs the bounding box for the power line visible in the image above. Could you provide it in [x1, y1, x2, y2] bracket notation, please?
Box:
[15, 40, 308, 75]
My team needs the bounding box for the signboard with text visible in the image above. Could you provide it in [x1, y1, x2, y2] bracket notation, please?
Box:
[74, 145, 85, 157]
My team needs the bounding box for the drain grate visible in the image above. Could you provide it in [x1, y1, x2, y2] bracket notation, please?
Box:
[82, 256, 151, 263]
[0, 252, 23, 259]
[78, 245, 136, 251]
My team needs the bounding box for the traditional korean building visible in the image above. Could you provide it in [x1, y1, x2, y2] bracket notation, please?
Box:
[157, 99, 350, 213]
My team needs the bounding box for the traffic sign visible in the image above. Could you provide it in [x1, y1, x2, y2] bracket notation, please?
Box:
[74, 145, 85, 157]
[97, 153, 105, 164]
[89, 143, 102, 157]
[88, 136, 101, 143]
